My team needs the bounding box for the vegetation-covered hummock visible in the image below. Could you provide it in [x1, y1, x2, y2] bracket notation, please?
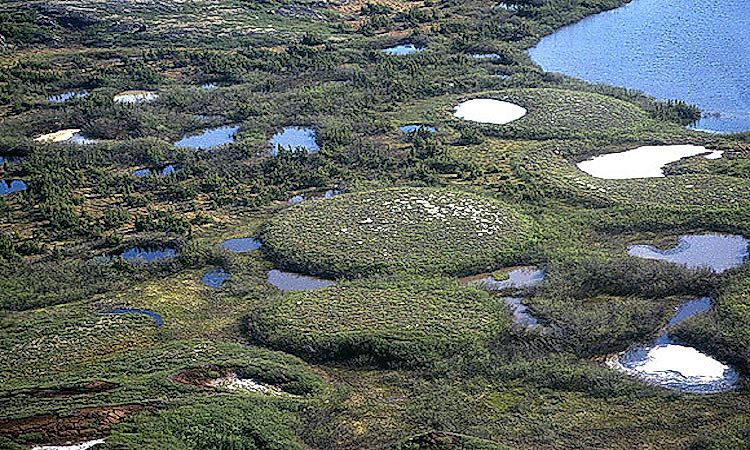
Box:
[248, 277, 510, 366]
[451, 88, 657, 140]
[261, 187, 537, 278]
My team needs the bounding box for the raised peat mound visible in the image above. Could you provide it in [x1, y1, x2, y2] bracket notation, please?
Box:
[452, 88, 653, 140]
[247, 277, 511, 367]
[261, 187, 536, 278]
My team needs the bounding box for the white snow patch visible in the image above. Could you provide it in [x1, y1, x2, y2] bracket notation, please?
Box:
[32, 439, 105, 450]
[577, 144, 723, 179]
[453, 99, 527, 125]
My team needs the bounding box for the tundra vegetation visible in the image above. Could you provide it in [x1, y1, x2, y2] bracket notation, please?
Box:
[1, 0, 750, 449]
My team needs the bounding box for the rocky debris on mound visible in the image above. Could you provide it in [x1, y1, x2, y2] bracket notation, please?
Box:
[171, 365, 284, 395]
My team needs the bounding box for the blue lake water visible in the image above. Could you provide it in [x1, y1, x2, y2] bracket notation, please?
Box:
[0, 180, 28, 195]
[269, 127, 319, 155]
[202, 267, 229, 289]
[105, 308, 163, 327]
[529, 0, 750, 132]
[221, 237, 262, 253]
[383, 44, 424, 56]
[119, 246, 177, 262]
[628, 233, 748, 273]
[174, 125, 239, 149]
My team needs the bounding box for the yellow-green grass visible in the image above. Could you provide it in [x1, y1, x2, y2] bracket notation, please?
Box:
[247, 277, 512, 366]
[260, 187, 538, 278]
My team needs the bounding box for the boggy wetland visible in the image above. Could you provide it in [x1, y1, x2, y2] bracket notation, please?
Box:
[2, 0, 750, 449]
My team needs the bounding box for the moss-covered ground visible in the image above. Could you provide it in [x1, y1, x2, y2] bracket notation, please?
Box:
[3, 0, 750, 448]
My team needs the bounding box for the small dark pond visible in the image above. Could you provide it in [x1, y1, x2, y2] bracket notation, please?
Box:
[611, 297, 739, 393]
[628, 233, 749, 273]
[118, 246, 177, 262]
[104, 308, 163, 327]
[47, 91, 89, 103]
[221, 237, 262, 253]
[133, 164, 176, 177]
[201, 83, 218, 90]
[288, 189, 340, 205]
[0, 155, 23, 165]
[174, 125, 239, 149]
[266, 269, 334, 292]
[0, 180, 28, 195]
[269, 127, 319, 155]
[471, 53, 501, 60]
[382, 44, 424, 55]
[400, 124, 437, 134]
[202, 267, 229, 289]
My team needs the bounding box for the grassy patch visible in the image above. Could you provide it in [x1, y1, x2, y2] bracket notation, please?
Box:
[247, 276, 511, 366]
[260, 187, 537, 278]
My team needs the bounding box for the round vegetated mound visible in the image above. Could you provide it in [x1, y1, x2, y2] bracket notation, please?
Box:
[246, 277, 512, 367]
[452, 88, 653, 140]
[260, 187, 537, 278]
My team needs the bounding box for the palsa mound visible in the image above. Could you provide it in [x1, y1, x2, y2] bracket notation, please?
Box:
[261, 187, 536, 278]
[247, 277, 511, 366]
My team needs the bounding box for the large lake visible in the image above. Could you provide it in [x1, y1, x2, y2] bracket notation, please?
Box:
[529, 0, 750, 133]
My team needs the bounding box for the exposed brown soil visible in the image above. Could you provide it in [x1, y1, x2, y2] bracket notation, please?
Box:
[0, 404, 145, 445]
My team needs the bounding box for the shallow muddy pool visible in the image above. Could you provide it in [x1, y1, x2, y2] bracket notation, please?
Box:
[105, 308, 163, 327]
[221, 237, 262, 253]
[266, 269, 334, 292]
[118, 246, 176, 262]
[35, 129, 96, 145]
[0, 180, 27, 195]
[268, 127, 319, 155]
[288, 189, 340, 205]
[628, 233, 748, 273]
[47, 91, 89, 103]
[400, 124, 437, 134]
[32, 439, 106, 450]
[113, 90, 159, 104]
[133, 164, 176, 177]
[577, 145, 723, 179]
[202, 267, 229, 289]
[453, 99, 527, 125]
[609, 296, 739, 393]
[500, 297, 539, 328]
[383, 44, 424, 55]
[174, 125, 239, 149]
[466, 267, 545, 292]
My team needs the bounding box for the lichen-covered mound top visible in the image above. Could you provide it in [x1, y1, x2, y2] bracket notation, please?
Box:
[247, 277, 510, 366]
[261, 187, 536, 278]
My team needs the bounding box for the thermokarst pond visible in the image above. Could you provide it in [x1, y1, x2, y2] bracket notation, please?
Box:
[202, 267, 229, 289]
[268, 127, 319, 155]
[34, 129, 96, 145]
[266, 269, 334, 292]
[382, 44, 424, 55]
[113, 90, 159, 104]
[577, 145, 724, 179]
[453, 99, 527, 125]
[173, 125, 239, 149]
[608, 297, 739, 393]
[47, 91, 89, 103]
[0, 180, 27, 195]
[117, 246, 177, 262]
[220, 237, 262, 253]
[399, 124, 437, 134]
[628, 233, 749, 273]
[133, 165, 176, 177]
[104, 308, 164, 328]
[465, 266, 545, 292]
[529, 0, 750, 132]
